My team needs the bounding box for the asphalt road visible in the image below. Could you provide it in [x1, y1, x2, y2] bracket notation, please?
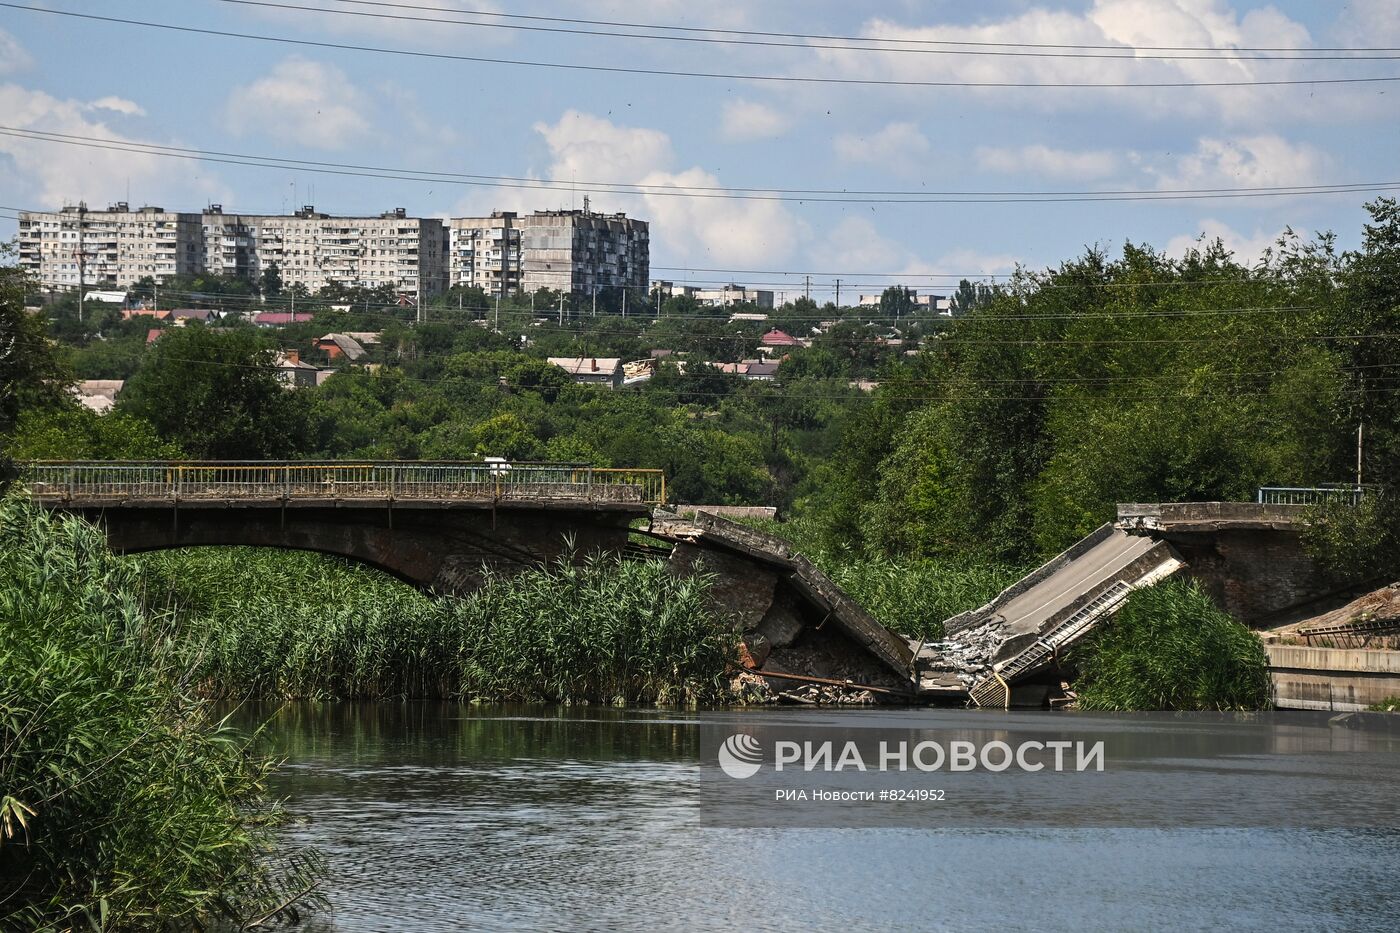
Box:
[995, 530, 1158, 636]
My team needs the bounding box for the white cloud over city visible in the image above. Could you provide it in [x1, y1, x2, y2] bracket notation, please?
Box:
[224, 58, 371, 150]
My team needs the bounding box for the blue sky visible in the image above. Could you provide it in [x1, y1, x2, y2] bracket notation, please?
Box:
[1, 0, 1398, 300]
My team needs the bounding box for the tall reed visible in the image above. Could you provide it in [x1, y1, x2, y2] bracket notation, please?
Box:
[137, 547, 736, 705]
[0, 496, 324, 929]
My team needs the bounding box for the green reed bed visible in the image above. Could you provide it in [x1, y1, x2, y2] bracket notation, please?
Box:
[0, 497, 323, 930]
[137, 547, 736, 705]
[1072, 579, 1273, 711]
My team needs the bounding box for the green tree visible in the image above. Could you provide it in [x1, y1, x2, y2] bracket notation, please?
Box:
[8, 405, 184, 460]
[260, 261, 284, 298]
[118, 327, 312, 458]
[1, 251, 68, 485]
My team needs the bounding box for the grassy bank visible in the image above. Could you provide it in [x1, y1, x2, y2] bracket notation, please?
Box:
[136, 546, 736, 705]
[1072, 580, 1273, 711]
[0, 497, 323, 929]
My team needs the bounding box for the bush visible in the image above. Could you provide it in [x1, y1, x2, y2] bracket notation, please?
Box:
[0, 497, 323, 929]
[1074, 580, 1272, 711]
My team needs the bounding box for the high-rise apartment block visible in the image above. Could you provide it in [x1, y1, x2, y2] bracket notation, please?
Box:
[18, 203, 203, 289]
[450, 208, 649, 298]
[449, 212, 522, 295]
[18, 202, 648, 302]
[19, 203, 447, 301]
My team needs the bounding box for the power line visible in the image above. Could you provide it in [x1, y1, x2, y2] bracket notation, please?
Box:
[235, 0, 1400, 55]
[216, 0, 1400, 62]
[6, 4, 1400, 89]
[5, 128, 1400, 205]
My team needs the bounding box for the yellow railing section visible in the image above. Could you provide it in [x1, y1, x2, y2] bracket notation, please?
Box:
[22, 461, 667, 506]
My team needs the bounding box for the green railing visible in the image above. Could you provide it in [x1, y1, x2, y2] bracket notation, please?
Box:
[21, 461, 667, 506]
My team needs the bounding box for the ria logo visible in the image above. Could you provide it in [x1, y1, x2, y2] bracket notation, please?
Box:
[717, 733, 763, 779]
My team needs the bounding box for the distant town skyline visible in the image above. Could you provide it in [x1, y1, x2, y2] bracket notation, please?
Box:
[2, 1, 1399, 300]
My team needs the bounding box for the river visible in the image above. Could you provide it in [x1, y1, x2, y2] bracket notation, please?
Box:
[250, 703, 1400, 932]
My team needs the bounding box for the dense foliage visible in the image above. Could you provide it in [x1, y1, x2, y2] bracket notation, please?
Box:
[1072, 580, 1273, 711]
[0, 497, 324, 929]
[140, 546, 736, 705]
[821, 202, 1400, 565]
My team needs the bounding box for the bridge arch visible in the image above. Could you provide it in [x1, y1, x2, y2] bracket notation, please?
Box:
[25, 460, 661, 594]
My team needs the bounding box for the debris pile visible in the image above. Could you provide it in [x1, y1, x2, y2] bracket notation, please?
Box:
[913, 618, 1007, 689]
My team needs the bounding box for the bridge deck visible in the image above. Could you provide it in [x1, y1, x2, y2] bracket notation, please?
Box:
[23, 460, 665, 510]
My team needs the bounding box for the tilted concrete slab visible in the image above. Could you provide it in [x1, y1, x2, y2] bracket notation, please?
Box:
[651, 512, 916, 685]
[926, 524, 1184, 700]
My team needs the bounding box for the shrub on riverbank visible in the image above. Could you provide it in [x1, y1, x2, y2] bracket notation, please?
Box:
[140, 547, 735, 704]
[0, 498, 323, 929]
[1073, 580, 1272, 711]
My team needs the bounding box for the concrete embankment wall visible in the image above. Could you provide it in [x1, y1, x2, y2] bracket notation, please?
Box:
[1266, 644, 1400, 711]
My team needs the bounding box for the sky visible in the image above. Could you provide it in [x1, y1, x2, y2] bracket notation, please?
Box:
[1, 0, 1398, 301]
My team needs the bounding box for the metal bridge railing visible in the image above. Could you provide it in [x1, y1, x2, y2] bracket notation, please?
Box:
[1256, 486, 1367, 506]
[21, 461, 667, 506]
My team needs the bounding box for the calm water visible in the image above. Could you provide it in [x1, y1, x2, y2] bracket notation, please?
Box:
[249, 704, 1400, 932]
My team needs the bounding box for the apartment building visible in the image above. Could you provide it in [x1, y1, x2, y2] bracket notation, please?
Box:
[18, 204, 448, 301]
[18, 203, 203, 290]
[449, 212, 522, 295]
[237, 206, 447, 300]
[512, 207, 649, 297]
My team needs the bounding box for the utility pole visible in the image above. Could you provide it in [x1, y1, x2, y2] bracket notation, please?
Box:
[804, 275, 810, 302]
[1357, 422, 1365, 490]
[558, 293, 564, 326]
[494, 292, 500, 331]
[622, 288, 627, 319]
[592, 285, 597, 318]
[835, 278, 841, 309]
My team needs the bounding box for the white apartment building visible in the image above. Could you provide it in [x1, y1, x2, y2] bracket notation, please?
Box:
[18, 203, 203, 290]
[18, 203, 448, 301]
[449, 212, 522, 295]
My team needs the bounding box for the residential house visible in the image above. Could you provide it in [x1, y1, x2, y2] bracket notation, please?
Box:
[74, 379, 123, 414]
[273, 350, 322, 388]
[253, 311, 314, 326]
[317, 332, 369, 362]
[546, 357, 623, 389]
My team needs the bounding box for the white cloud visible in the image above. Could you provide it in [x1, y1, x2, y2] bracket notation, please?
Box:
[976, 144, 1121, 180]
[1166, 218, 1288, 264]
[533, 111, 800, 266]
[1330, 0, 1400, 47]
[720, 99, 793, 142]
[224, 58, 370, 150]
[815, 1, 1324, 122]
[0, 27, 30, 75]
[1145, 135, 1329, 190]
[533, 110, 674, 183]
[0, 84, 225, 208]
[832, 122, 931, 176]
[89, 96, 146, 117]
